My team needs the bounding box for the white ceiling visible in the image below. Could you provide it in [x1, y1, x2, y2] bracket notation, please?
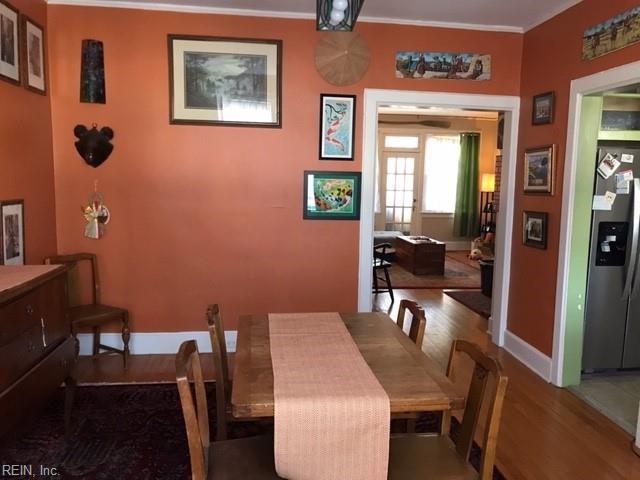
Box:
[51, 0, 583, 32]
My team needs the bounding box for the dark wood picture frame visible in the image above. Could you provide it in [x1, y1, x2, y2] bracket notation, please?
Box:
[532, 91, 554, 125]
[0, 0, 20, 85]
[0, 199, 25, 265]
[168, 34, 282, 128]
[319, 94, 356, 160]
[303, 170, 361, 220]
[524, 144, 555, 194]
[20, 14, 45, 95]
[523, 211, 548, 249]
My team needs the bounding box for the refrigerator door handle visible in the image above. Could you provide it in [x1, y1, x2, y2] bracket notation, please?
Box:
[623, 179, 640, 299]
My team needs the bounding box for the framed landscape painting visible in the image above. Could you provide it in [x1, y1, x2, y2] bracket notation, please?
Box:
[523, 211, 548, 249]
[168, 35, 282, 127]
[0, 0, 20, 85]
[524, 145, 555, 194]
[319, 94, 355, 160]
[1, 199, 24, 265]
[303, 171, 361, 220]
[21, 15, 45, 94]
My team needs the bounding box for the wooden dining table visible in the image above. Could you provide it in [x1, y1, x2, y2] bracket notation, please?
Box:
[231, 311, 464, 418]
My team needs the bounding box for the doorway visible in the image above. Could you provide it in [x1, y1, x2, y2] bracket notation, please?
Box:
[358, 89, 520, 347]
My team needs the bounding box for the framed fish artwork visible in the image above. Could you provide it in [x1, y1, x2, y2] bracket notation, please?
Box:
[303, 171, 361, 220]
[319, 94, 356, 160]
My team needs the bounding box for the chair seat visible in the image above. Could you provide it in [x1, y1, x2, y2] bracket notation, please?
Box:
[209, 434, 282, 479]
[69, 304, 127, 325]
[388, 433, 478, 480]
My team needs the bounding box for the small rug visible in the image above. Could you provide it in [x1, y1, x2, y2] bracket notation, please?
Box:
[445, 289, 492, 317]
[388, 254, 481, 289]
[0, 384, 506, 480]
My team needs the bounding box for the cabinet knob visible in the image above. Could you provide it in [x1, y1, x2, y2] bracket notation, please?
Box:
[25, 304, 34, 315]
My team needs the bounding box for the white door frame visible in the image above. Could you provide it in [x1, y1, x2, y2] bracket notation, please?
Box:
[552, 60, 640, 386]
[358, 89, 520, 347]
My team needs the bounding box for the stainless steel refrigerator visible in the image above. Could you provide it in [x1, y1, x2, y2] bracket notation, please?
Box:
[583, 141, 640, 371]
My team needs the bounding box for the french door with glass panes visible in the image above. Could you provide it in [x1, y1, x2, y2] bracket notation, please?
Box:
[381, 151, 422, 234]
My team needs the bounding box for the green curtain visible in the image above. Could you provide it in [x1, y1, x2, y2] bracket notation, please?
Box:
[453, 133, 480, 237]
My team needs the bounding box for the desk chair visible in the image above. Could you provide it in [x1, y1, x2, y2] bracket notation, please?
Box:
[388, 339, 508, 480]
[44, 253, 130, 368]
[176, 340, 281, 480]
[373, 243, 394, 303]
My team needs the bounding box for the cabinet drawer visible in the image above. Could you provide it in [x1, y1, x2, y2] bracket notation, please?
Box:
[0, 336, 76, 438]
[0, 288, 41, 346]
[38, 274, 69, 349]
[0, 322, 47, 391]
[0, 273, 68, 348]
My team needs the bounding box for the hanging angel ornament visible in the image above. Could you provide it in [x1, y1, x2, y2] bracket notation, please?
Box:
[82, 191, 110, 239]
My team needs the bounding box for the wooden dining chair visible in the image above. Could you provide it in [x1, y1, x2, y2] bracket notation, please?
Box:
[373, 243, 394, 303]
[396, 299, 427, 349]
[44, 253, 130, 368]
[206, 304, 231, 395]
[176, 340, 281, 480]
[388, 339, 508, 480]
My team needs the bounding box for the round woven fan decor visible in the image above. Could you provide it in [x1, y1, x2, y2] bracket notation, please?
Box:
[315, 32, 370, 86]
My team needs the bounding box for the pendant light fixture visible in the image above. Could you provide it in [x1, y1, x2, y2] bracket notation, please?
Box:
[316, 0, 364, 31]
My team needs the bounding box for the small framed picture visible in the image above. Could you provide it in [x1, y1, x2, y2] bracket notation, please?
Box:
[21, 15, 45, 94]
[532, 91, 554, 125]
[524, 145, 555, 194]
[523, 211, 548, 249]
[168, 34, 282, 127]
[0, 0, 20, 85]
[1, 199, 25, 265]
[303, 171, 361, 220]
[319, 94, 356, 160]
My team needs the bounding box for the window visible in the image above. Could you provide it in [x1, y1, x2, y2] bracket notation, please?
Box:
[422, 135, 461, 213]
[384, 135, 419, 149]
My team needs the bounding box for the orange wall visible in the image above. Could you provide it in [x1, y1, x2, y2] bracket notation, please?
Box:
[47, 6, 522, 332]
[0, 0, 57, 264]
[509, 0, 640, 355]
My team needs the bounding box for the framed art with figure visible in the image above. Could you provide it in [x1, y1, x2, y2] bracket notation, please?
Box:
[21, 15, 45, 94]
[168, 34, 282, 127]
[523, 211, 547, 249]
[0, 0, 20, 85]
[303, 171, 361, 220]
[1, 199, 24, 265]
[319, 94, 355, 160]
[524, 145, 555, 194]
[532, 91, 554, 125]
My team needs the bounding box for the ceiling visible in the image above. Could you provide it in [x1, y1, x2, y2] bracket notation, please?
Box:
[59, 0, 583, 32]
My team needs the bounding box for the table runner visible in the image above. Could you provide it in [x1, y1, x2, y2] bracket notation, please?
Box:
[269, 312, 390, 480]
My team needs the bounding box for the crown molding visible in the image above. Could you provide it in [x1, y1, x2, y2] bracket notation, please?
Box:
[45, 0, 524, 33]
[45, 0, 582, 35]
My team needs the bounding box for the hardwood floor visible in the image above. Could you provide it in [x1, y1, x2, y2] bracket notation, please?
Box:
[75, 289, 640, 479]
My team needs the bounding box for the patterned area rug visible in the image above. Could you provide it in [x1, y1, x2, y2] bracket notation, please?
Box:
[445, 289, 492, 317]
[387, 253, 481, 289]
[0, 384, 505, 479]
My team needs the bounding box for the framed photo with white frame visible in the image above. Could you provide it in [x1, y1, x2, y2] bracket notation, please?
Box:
[168, 34, 282, 127]
[1, 199, 24, 265]
[21, 15, 45, 94]
[0, 0, 20, 85]
[319, 94, 356, 160]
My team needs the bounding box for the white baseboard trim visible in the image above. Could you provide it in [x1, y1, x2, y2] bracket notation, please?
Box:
[503, 329, 552, 382]
[77, 330, 238, 356]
